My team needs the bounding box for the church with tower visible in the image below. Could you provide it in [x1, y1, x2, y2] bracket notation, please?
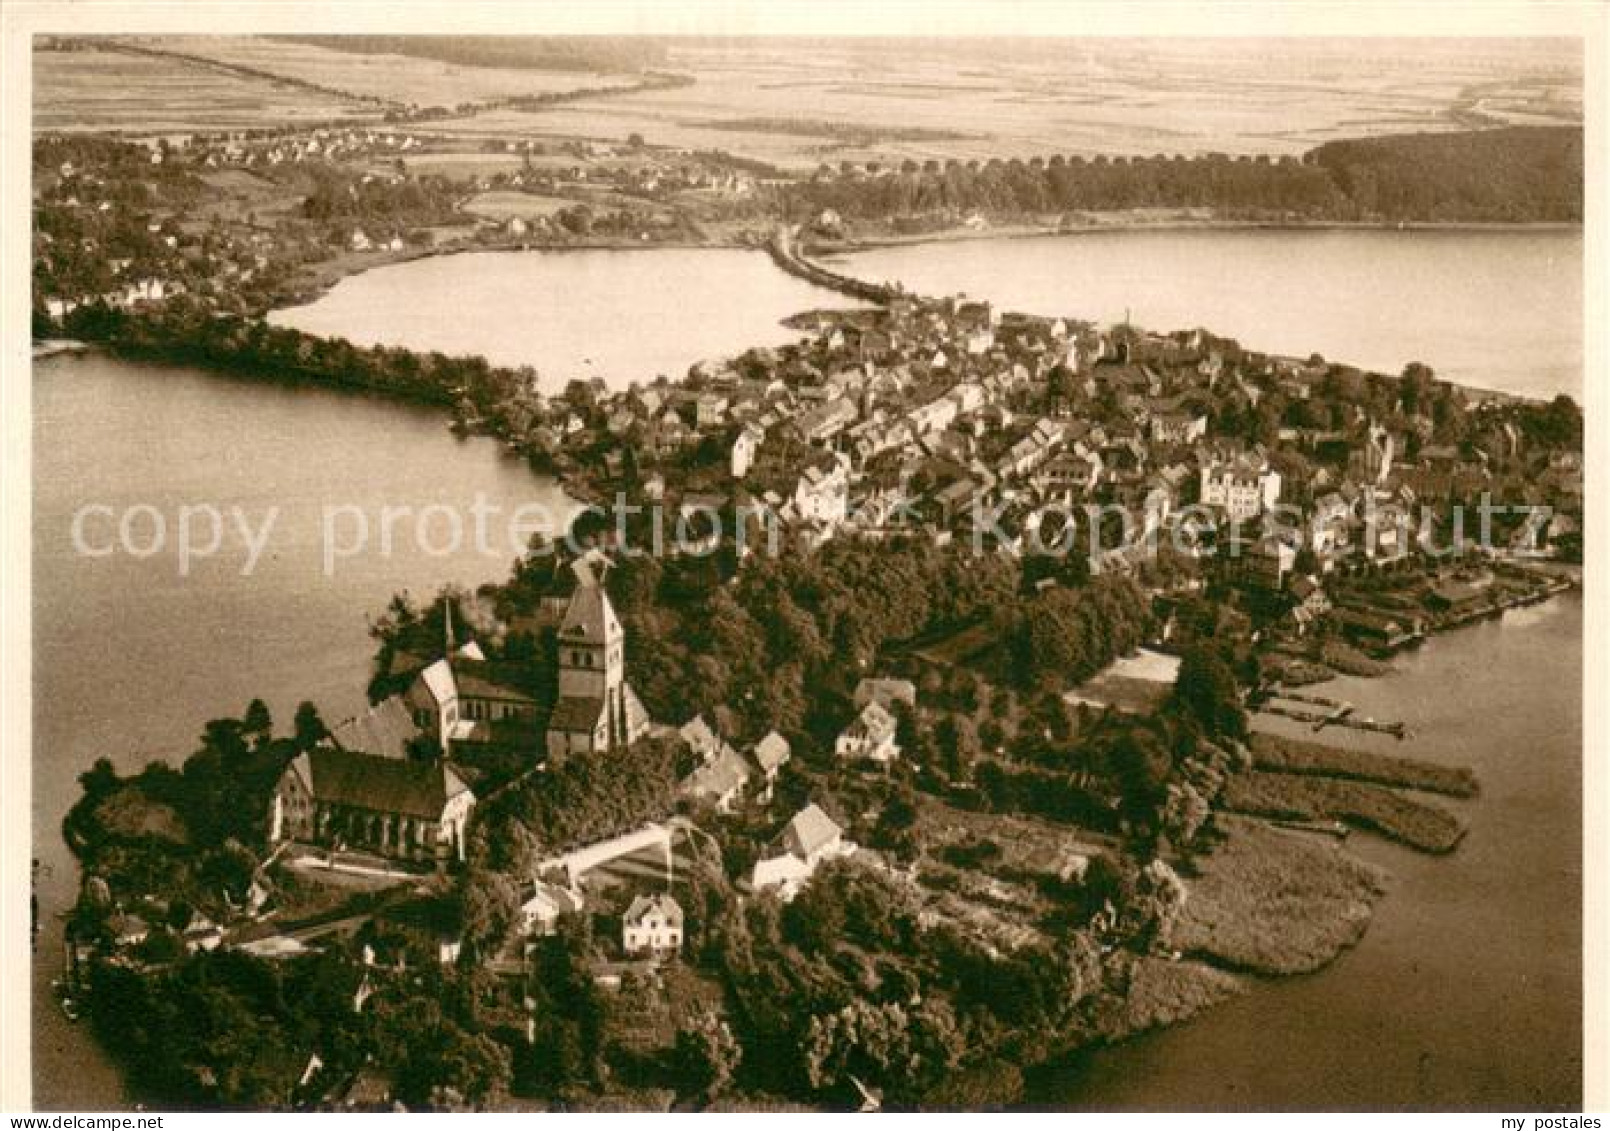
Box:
[268, 553, 651, 867]
[543, 559, 652, 760]
[399, 550, 652, 762]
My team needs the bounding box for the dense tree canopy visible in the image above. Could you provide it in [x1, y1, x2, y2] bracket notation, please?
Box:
[786, 128, 1581, 225]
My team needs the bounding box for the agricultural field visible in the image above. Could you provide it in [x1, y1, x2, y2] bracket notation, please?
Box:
[419, 37, 1582, 171]
[34, 42, 369, 133]
[391, 151, 533, 178]
[463, 190, 587, 222]
[36, 36, 1580, 171]
[130, 35, 639, 110]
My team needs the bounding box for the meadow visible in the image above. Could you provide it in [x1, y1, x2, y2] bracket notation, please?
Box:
[35, 42, 366, 133]
[37, 36, 1580, 175]
[139, 36, 637, 109]
[462, 190, 589, 222]
[421, 37, 1582, 170]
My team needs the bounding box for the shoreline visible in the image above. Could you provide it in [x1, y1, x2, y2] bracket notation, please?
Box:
[265, 231, 756, 313]
[264, 213, 1585, 315]
[812, 215, 1584, 254]
[258, 219, 1581, 408]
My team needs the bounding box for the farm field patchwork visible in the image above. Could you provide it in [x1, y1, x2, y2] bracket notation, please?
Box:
[418, 38, 1581, 170]
[34, 44, 368, 132]
[134, 35, 638, 109]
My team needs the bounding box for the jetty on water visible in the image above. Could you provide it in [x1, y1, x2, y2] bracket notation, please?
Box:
[1254, 688, 1410, 740]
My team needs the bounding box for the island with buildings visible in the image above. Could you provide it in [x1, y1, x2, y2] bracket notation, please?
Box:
[34, 37, 1584, 1114]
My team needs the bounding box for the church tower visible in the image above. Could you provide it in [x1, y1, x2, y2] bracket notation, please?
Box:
[557, 584, 625, 707]
[545, 552, 651, 760]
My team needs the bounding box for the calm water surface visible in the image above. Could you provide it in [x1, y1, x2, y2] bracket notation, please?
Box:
[272, 232, 1581, 401]
[269, 247, 859, 389]
[832, 228, 1582, 400]
[32, 352, 577, 1108]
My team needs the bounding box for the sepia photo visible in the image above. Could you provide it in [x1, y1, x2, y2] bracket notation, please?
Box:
[3, 1, 1600, 1115]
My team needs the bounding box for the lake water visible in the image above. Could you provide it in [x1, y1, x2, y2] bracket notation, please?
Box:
[831, 228, 1583, 400]
[31, 352, 577, 1109]
[269, 247, 859, 390]
[1034, 592, 1583, 1110]
[271, 233, 1581, 403]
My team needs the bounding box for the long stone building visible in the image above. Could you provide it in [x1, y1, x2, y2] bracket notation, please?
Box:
[269, 747, 475, 864]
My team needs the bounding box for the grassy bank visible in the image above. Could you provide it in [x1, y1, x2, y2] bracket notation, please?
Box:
[1085, 953, 1247, 1042]
[1173, 816, 1386, 975]
[1248, 733, 1478, 798]
[1318, 640, 1394, 677]
[1222, 770, 1467, 853]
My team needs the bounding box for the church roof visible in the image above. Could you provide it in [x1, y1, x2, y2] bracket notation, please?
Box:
[452, 658, 537, 703]
[559, 584, 621, 643]
[293, 748, 470, 820]
[328, 696, 418, 761]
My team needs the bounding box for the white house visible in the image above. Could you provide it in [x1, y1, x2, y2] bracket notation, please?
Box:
[680, 743, 752, 812]
[1199, 454, 1281, 522]
[732, 423, 764, 479]
[519, 879, 584, 936]
[750, 803, 855, 900]
[622, 893, 684, 956]
[835, 701, 900, 764]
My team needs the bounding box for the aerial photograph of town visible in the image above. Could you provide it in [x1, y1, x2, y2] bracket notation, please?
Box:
[8, 4, 1595, 1116]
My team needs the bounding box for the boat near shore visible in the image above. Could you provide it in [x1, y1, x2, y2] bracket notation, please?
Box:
[33, 338, 89, 360]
